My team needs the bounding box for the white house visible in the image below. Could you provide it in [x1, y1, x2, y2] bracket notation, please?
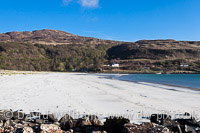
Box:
[111, 63, 120, 67]
[180, 64, 189, 67]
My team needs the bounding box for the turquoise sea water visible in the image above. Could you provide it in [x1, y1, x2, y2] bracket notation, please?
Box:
[118, 74, 200, 89]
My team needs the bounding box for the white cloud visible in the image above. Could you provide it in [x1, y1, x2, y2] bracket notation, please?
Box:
[79, 0, 99, 8]
[62, 0, 99, 8]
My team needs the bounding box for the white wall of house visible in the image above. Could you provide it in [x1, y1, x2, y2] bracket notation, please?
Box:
[111, 63, 119, 67]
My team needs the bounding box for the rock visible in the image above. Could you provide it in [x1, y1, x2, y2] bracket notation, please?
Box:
[40, 114, 58, 123]
[104, 117, 130, 133]
[76, 118, 92, 127]
[90, 131, 107, 133]
[35, 119, 46, 124]
[83, 115, 103, 126]
[40, 124, 62, 133]
[176, 118, 200, 132]
[31, 125, 40, 133]
[150, 114, 171, 125]
[185, 125, 196, 133]
[0, 120, 3, 127]
[66, 129, 73, 133]
[0, 127, 4, 132]
[4, 126, 15, 132]
[4, 119, 13, 128]
[30, 112, 41, 118]
[123, 122, 170, 133]
[0, 110, 13, 121]
[15, 128, 23, 133]
[13, 110, 26, 120]
[65, 120, 74, 130]
[92, 119, 103, 126]
[23, 127, 34, 133]
[59, 114, 73, 130]
[162, 119, 182, 133]
[84, 126, 106, 133]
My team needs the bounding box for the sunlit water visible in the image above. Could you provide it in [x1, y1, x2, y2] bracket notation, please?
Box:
[118, 74, 200, 89]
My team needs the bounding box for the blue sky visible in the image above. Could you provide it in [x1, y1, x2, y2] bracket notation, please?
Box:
[0, 0, 199, 42]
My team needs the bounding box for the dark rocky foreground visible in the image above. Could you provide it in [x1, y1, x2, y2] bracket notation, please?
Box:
[0, 110, 200, 133]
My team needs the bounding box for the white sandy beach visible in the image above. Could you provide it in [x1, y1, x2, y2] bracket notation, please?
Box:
[0, 72, 200, 122]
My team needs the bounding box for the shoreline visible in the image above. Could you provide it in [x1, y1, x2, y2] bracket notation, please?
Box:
[0, 72, 200, 123]
[113, 74, 200, 92]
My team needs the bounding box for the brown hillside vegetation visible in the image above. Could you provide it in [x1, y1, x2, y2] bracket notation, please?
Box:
[0, 29, 122, 45]
[0, 30, 200, 73]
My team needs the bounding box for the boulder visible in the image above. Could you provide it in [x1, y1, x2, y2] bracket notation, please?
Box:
[176, 118, 200, 132]
[31, 125, 40, 133]
[176, 118, 199, 127]
[59, 114, 73, 131]
[84, 126, 106, 133]
[150, 114, 171, 125]
[41, 114, 58, 123]
[83, 115, 103, 126]
[162, 119, 182, 133]
[76, 118, 92, 127]
[0, 120, 3, 127]
[4, 119, 13, 128]
[3, 126, 15, 133]
[0, 127, 4, 132]
[65, 120, 74, 130]
[104, 117, 130, 133]
[30, 112, 41, 118]
[23, 127, 34, 133]
[0, 110, 13, 121]
[12, 110, 26, 120]
[123, 122, 170, 133]
[40, 124, 62, 133]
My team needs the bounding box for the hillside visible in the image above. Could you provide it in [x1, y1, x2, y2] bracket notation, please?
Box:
[0, 30, 200, 73]
[0, 29, 122, 45]
[106, 40, 200, 73]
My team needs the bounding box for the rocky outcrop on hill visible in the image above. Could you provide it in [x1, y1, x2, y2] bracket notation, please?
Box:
[0, 110, 200, 133]
[0, 29, 122, 45]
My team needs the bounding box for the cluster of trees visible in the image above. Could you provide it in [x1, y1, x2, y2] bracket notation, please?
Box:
[0, 42, 113, 72]
[1, 42, 200, 73]
[107, 44, 200, 60]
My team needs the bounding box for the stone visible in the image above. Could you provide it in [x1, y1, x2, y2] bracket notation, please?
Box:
[4, 119, 13, 128]
[84, 126, 105, 133]
[59, 114, 73, 130]
[13, 110, 26, 120]
[184, 125, 195, 133]
[150, 114, 171, 125]
[23, 127, 34, 133]
[76, 118, 92, 127]
[123, 122, 170, 133]
[0, 127, 4, 133]
[104, 117, 130, 133]
[65, 120, 74, 130]
[0, 120, 3, 127]
[41, 114, 58, 123]
[162, 119, 182, 132]
[92, 119, 103, 126]
[0, 110, 13, 121]
[83, 115, 103, 126]
[35, 119, 46, 124]
[4, 126, 15, 133]
[31, 125, 40, 133]
[176, 118, 200, 132]
[40, 124, 62, 133]
[30, 112, 41, 118]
